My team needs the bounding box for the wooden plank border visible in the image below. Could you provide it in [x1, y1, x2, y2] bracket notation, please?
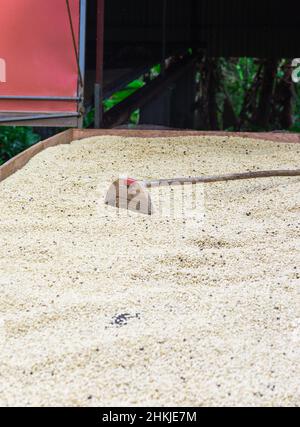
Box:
[0, 129, 73, 183]
[73, 129, 300, 144]
[1, 129, 299, 183]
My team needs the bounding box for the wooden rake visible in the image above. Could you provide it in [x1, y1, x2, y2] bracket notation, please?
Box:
[105, 169, 300, 215]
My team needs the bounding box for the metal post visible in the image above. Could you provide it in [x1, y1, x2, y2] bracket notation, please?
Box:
[95, 0, 105, 128]
[161, 0, 167, 75]
[79, 0, 87, 84]
[78, 0, 87, 128]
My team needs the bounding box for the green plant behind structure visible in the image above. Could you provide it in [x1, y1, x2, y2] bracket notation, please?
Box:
[0, 126, 40, 165]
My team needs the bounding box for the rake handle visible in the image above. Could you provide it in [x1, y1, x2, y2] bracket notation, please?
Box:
[144, 169, 300, 188]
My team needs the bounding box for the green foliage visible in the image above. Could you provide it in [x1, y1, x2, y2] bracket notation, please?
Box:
[291, 84, 300, 133]
[103, 78, 145, 112]
[220, 57, 259, 116]
[84, 63, 163, 128]
[83, 109, 95, 128]
[83, 77, 146, 128]
[290, 122, 300, 132]
[213, 58, 300, 132]
[0, 126, 40, 165]
[150, 64, 161, 79]
[129, 109, 140, 126]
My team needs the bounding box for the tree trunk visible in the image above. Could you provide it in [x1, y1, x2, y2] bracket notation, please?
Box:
[254, 58, 279, 129]
[279, 61, 294, 129]
[223, 95, 238, 130]
[239, 63, 263, 130]
[207, 58, 219, 130]
[195, 57, 219, 130]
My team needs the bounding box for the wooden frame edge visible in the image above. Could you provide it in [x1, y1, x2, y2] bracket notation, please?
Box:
[1, 129, 299, 184]
[0, 129, 74, 183]
[73, 129, 300, 143]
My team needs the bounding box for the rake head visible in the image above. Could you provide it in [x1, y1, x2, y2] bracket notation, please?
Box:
[105, 178, 153, 215]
